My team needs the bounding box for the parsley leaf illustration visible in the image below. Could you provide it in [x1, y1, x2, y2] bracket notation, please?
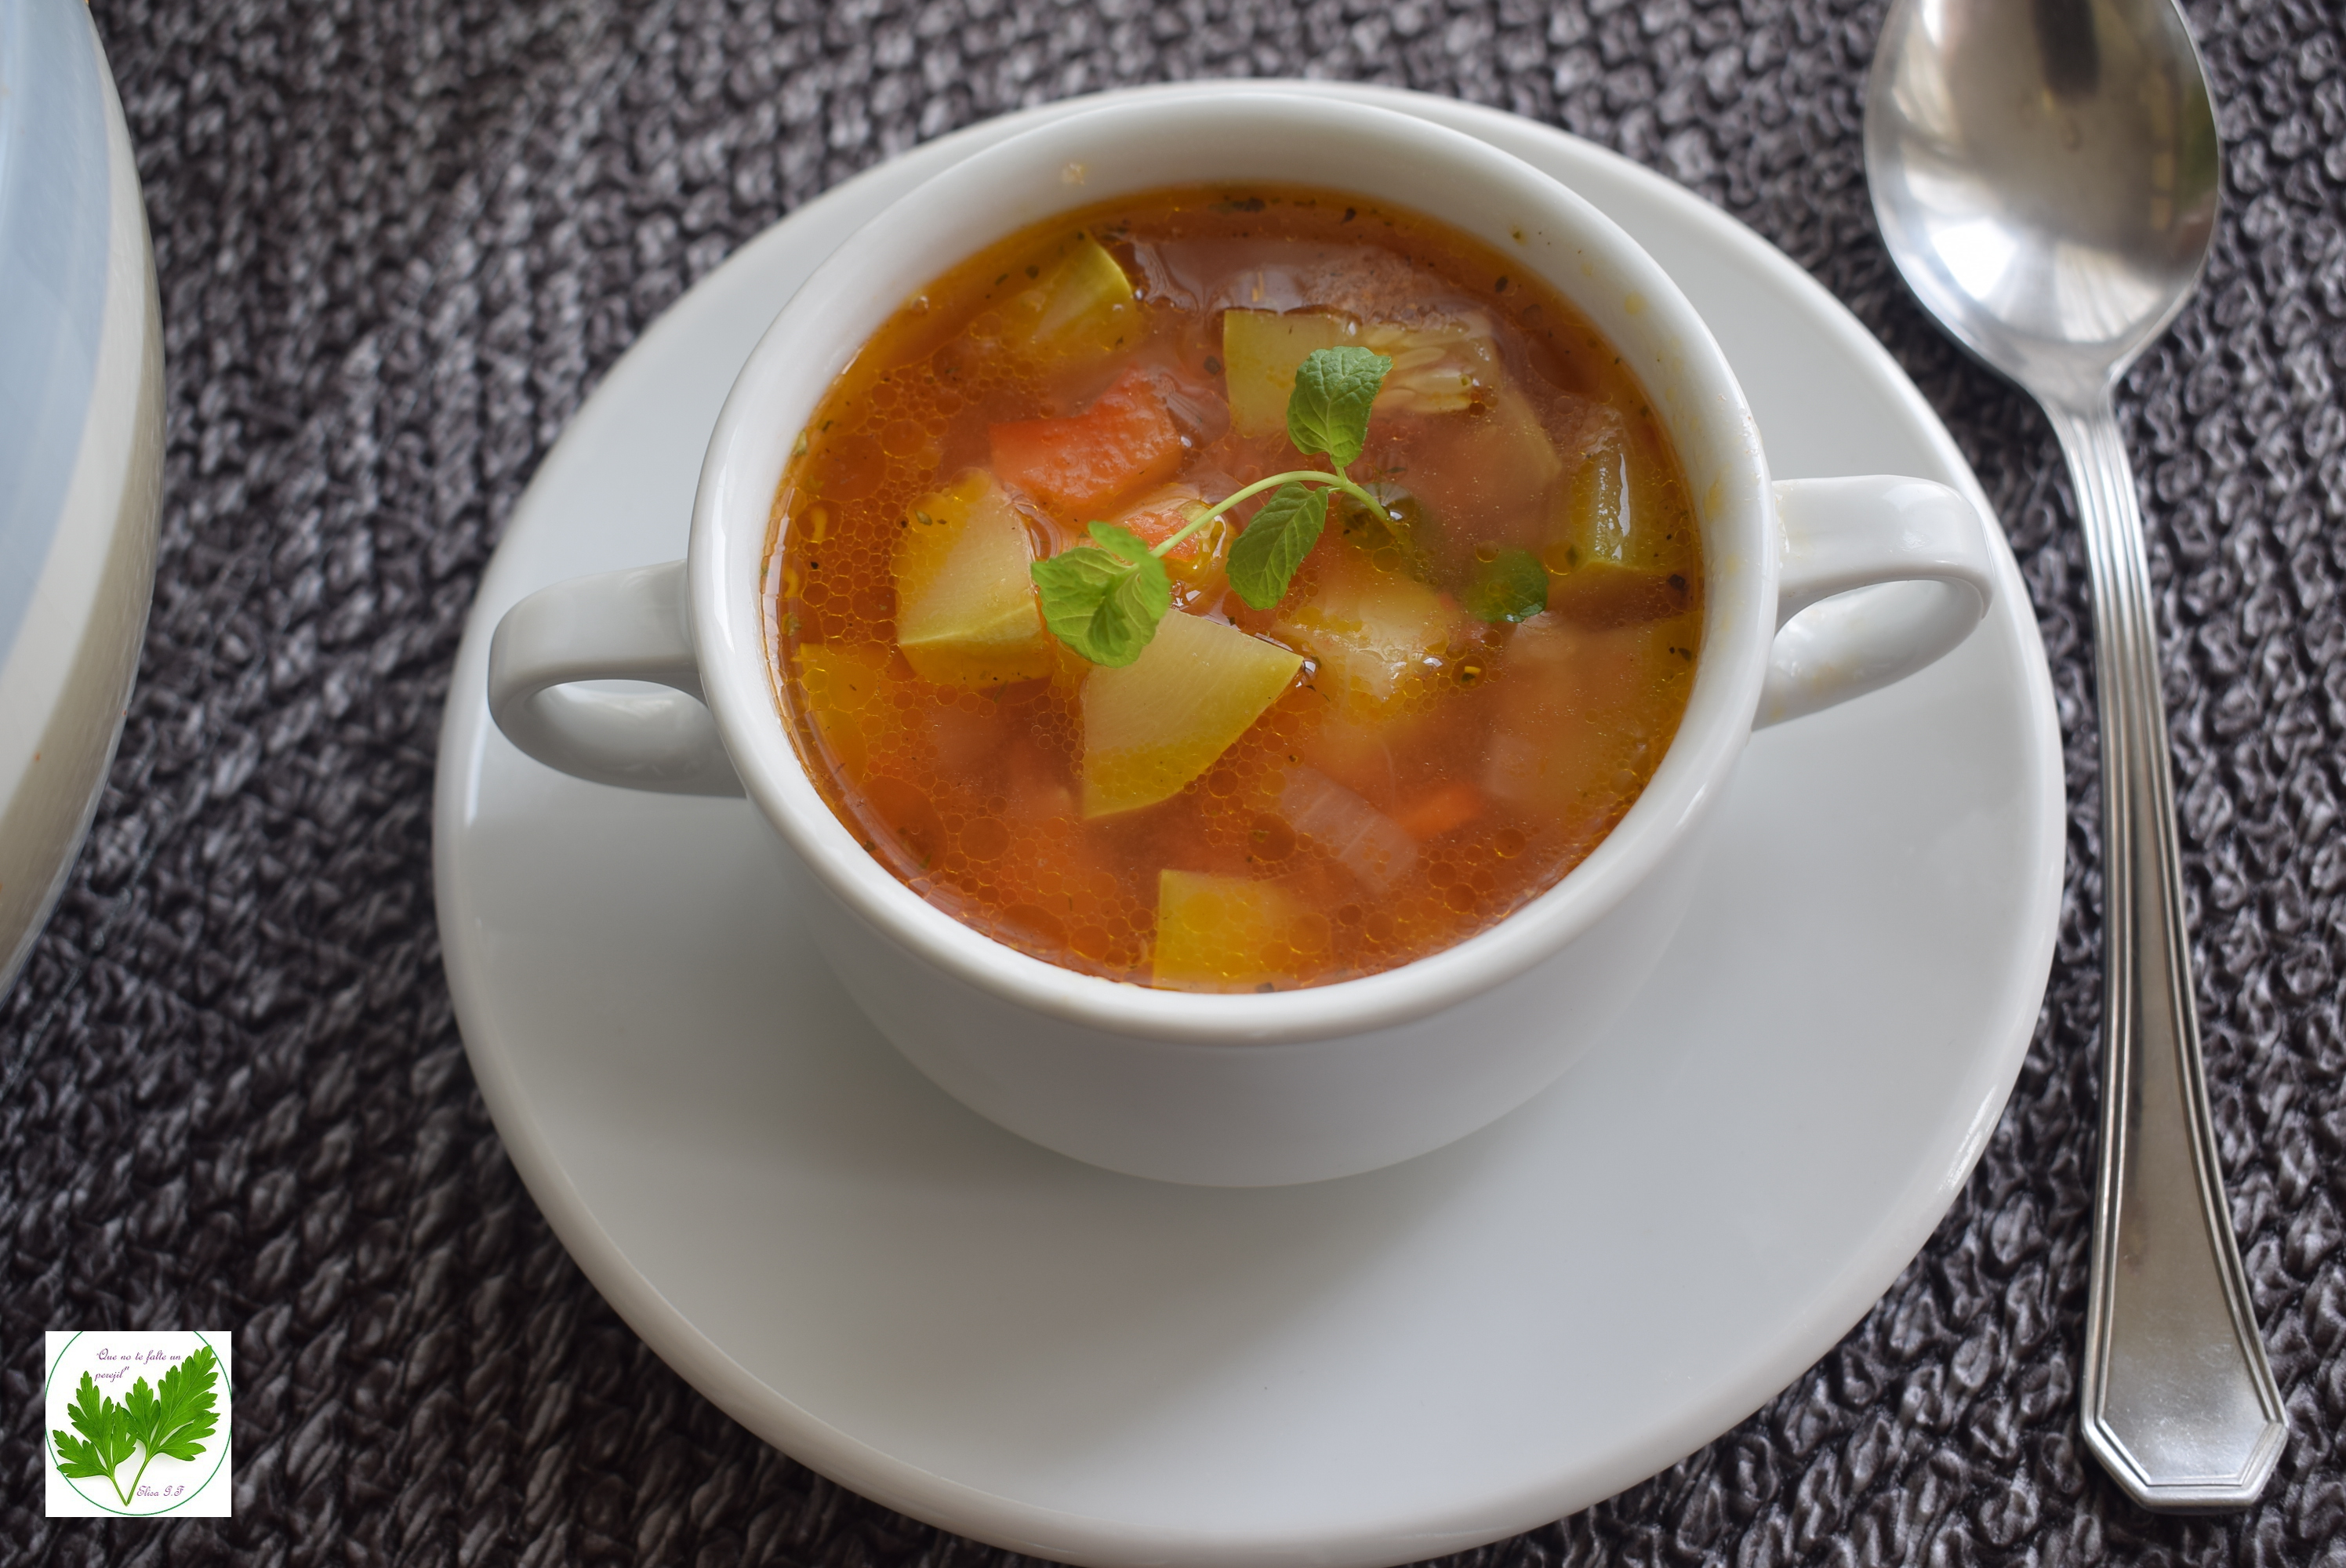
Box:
[51, 1347, 221, 1507]
[50, 1427, 107, 1480]
[53, 1370, 136, 1494]
[123, 1373, 159, 1450]
[143, 1345, 221, 1461]
[1226, 483, 1327, 610]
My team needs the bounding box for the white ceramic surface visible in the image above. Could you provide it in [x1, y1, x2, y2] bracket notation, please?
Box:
[434, 83, 2063, 1568]
[488, 90, 1998, 1185]
[0, 0, 165, 996]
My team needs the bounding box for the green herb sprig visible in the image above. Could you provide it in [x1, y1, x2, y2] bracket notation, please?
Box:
[53, 1345, 220, 1508]
[1030, 346, 1395, 665]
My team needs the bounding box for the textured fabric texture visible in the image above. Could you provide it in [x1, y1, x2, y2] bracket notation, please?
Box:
[7, 0, 2345, 1562]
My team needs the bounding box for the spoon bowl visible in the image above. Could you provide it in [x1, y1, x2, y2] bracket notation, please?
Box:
[1867, 0, 2221, 406]
[1866, 0, 2286, 1514]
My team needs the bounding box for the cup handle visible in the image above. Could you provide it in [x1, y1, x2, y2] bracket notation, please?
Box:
[1757, 476, 1997, 728]
[486, 560, 745, 796]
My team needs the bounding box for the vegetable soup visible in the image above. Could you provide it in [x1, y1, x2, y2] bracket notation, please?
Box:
[767, 186, 1702, 992]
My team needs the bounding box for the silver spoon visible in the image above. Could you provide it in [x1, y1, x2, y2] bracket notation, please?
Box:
[1865, 0, 2285, 1512]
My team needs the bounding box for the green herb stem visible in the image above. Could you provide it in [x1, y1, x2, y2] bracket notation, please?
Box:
[1030, 347, 1394, 666]
[122, 1445, 157, 1508]
[1151, 467, 1387, 559]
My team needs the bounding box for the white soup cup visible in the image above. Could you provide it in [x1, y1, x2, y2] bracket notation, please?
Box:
[485, 92, 1996, 1186]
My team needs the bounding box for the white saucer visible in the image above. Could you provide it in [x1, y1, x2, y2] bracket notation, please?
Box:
[434, 84, 2063, 1568]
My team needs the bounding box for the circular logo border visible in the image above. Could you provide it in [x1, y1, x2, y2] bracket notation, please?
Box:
[44, 1329, 234, 1517]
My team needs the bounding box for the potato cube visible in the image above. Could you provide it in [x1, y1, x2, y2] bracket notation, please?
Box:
[1222, 310, 1353, 438]
[1277, 558, 1455, 719]
[1004, 235, 1140, 368]
[893, 470, 1054, 689]
[1153, 870, 1327, 990]
[1081, 610, 1302, 818]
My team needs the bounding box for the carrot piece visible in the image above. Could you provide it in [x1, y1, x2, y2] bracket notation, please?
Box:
[990, 367, 1184, 517]
[1391, 782, 1484, 841]
[1107, 483, 1235, 590]
[1113, 485, 1208, 559]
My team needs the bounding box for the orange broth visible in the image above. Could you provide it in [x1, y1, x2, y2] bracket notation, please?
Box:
[766, 186, 1703, 992]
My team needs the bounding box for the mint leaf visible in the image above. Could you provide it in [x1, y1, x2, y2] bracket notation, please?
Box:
[1033, 349, 1390, 662]
[146, 1345, 220, 1462]
[1287, 347, 1392, 469]
[1030, 522, 1171, 666]
[1465, 548, 1550, 623]
[1227, 483, 1327, 610]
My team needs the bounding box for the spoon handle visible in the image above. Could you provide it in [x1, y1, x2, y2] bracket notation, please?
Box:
[2049, 395, 2287, 1511]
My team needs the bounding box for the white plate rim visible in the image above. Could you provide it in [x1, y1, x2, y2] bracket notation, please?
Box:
[432, 82, 2065, 1567]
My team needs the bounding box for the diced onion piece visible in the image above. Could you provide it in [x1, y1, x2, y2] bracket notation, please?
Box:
[892, 470, 1055, 689]
[990, 367, 1184, 517]
[1153, 870, 1325, 990]
[1005, 235, 1141, 368]
[1278, 767, 1418, 892]
[1278, 561, 1454, 718]
[1081, 611, 1302, 818]
[1359, 314, 1504, 415]
[1221, 309, 1353, 438]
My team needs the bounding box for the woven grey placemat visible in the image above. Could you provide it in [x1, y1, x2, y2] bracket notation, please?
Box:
[7, 0, 2343, 1562]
